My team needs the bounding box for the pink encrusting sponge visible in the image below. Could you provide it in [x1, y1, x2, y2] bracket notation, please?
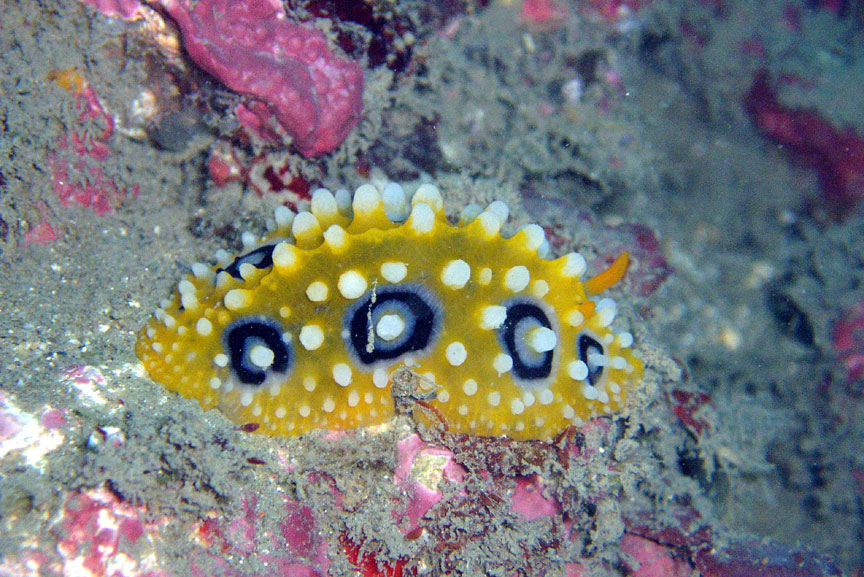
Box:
[161, 0, 364, 157]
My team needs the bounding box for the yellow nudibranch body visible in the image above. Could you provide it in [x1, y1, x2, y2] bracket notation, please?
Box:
[136, 183, 643, 439]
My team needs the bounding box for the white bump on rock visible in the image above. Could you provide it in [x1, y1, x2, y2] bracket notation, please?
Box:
[519, 224, 545, 251]
[532, 280, 550, 298]
[441, 259, 471, 289]
[582, 384, 600, 401]
[306, 281, 329, 302]
[224, 289, 252, 311]
[568, 360, 589, 381]
[382, 182, 410, 221]
[274, 205, 295, 229]
[565, 309, 584, 327]
[460, 203, 482, 223]
[408, 203, 435, 234]
[249, 344, 274, 369]
[272, 242, 298, 271]
[380, 261, 408, 283]
[376, 314, 405, 341]
[238, 262, 256, 281]
[476, 211, 502, 236]
[181, 292, 199, 311]
[292, 211, 321, 240]
[561, 252, 587, 278]
[373, 368, 389, 388]
[353, 184, 383, 215]
[493, 353, 513, 374]
[412, 184, 444, 213]
[335, 189, 353, 215]
[196, 318, 213, 336]
[486, 200, 509, 223]
[338, 270, 368, 299]
[446, 342, 468, 366]
[480, 305, 507, 330]
[595, 298, 617, 327]
[504, 266, 530, 292]
[348, 390, 360, 407]
[299, 325, 325, 351]
[333, 363, 352, 387]
[214, 249, 232, 266]
[526, 326, 557, 353]
[192, 262, 213, 279]
[323, 225, 347, 248]
[510, 398, 526, 415]
[311, 188, 338, 220]
[462, 379, 478, 396]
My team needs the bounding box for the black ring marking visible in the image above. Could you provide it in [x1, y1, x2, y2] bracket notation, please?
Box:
[578, 333, 604, 387]
[345, 284, 441, 366]
[498, 301, 554, 381]
[217, 244, 276, 280]
[224, 318, 291, 386]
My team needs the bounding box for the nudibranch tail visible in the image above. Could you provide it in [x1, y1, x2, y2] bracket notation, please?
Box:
[136, 183, 644, 439]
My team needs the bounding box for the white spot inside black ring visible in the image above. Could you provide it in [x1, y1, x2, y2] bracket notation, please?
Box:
[578, 333, 605, 386]
[217, 244, 276, 279]
[224, 317, 292, 386]
[344, 284, 441, 366]
[498, 299, 555, 381]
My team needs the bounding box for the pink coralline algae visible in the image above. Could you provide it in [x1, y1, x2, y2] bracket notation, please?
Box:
[509, 474, 560, 522]
[23, 202, 59, 246]
[49, 77, 139, 218]
[744, 70, 864, 218]
[191, 492, 330, 577]
[619, 533, 691, 577]
[582, 0, 653, 23]
[159, 0, 364, 157]
[520, 0, 568, 30]
[624, 506, 842, 577]
[393, 434, 466, 535]
[53, 488, 169, 577]
[0, 486, 170, 577]
[833, 303, 864, 386]
[669, 389, 714, 437]
[79, 0, 146, 20]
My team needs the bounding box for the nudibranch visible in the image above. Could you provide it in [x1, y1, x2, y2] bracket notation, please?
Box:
[136, 183, 643, 439]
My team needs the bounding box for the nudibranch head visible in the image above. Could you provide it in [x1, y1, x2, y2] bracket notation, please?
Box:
[136, 183, 643, 439]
